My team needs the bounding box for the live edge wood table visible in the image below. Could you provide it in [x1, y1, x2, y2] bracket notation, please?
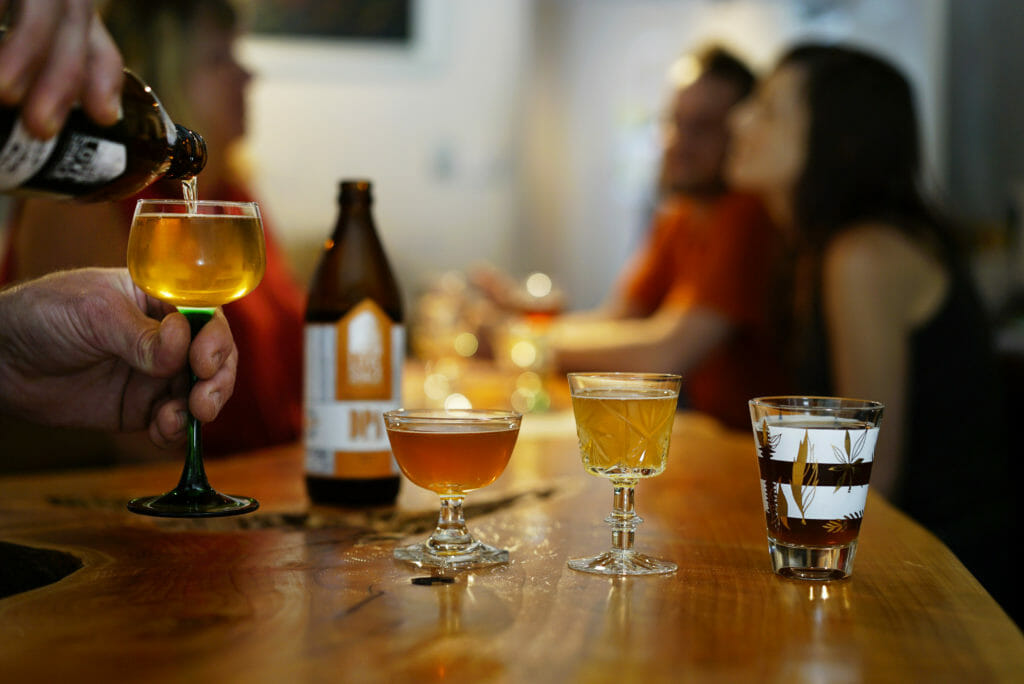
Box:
[1, 412, 1022, 683]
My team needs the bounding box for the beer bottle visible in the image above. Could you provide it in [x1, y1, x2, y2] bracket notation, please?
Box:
[305, 180, 404, 506]
[0, 70, 206, 201]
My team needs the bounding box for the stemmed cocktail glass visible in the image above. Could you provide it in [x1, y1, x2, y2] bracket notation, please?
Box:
[125, 199, 265, 517]
[567, 372, 681, 575]
[384, 409, 521, 569]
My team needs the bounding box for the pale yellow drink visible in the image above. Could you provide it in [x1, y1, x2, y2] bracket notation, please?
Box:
[570, 388, 677, 482]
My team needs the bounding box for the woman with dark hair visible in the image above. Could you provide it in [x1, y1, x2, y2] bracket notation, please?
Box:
[727, 44, 1013, 614]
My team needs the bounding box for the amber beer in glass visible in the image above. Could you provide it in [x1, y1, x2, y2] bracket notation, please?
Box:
[384, 409, 521, 569]
[749, 396, 884, 580]
[305, 180, 404, 507]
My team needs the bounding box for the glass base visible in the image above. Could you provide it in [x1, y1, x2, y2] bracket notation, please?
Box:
[568, 549, 677, 576]
[127, 490, 259, 518]
[394, 538, 509, 569]
[768, 537, 857, 580]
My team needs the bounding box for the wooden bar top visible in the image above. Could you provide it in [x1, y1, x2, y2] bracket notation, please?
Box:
[1, 411, 1022, 682]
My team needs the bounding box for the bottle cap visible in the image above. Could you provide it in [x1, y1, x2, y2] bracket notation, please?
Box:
[339, 179, 373, 204]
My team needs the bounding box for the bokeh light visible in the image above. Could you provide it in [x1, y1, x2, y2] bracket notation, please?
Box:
[453, 332, 479, 357]
[525, 272, 553, 298]
[423, 373, 451, 401]
[668, 53, 700, 88]
[444, 393, 472, 410]
[510, 340, 538, 368]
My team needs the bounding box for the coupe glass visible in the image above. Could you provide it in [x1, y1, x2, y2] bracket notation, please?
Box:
[567, 372, 682, 575]
[125, 199, 265, 517]
[384, 409, 521, 569]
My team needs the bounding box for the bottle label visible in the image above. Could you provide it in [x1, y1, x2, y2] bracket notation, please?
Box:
[0, 118, 57, 190]
[43, 132, 126, 185]
[0, 118, 127, 191]
[304, 299, 404, 479]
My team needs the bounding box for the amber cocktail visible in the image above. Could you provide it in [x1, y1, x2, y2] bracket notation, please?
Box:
[384, 409, 521, 569]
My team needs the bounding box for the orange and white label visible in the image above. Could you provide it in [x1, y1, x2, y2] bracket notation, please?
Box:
[304, 299, 404, 478]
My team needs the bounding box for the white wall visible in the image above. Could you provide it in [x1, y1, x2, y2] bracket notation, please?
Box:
[240, 0, 532, 307]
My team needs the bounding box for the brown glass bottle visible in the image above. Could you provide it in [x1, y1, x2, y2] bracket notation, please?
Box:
[305, 180, 404, 506]
[0, 70, 205, 201]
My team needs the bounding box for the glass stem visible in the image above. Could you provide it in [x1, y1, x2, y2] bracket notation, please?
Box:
[173, 308, 215, 496]
[430, 495, 473, 551]
[606, 484, 642, 554]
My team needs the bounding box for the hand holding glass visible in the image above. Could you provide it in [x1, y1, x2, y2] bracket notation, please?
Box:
[384, 409, 521, 569]
[567, 373, 682, 575]
[126, 199, 265, 517]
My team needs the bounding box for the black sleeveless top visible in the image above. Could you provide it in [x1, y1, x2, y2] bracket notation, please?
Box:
[794, 257, 1012, 604]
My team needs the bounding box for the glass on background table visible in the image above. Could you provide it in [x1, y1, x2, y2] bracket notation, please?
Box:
[384, 408, 522, 569]
[125, 199, 266, 517]
[567, 372, 682, 576]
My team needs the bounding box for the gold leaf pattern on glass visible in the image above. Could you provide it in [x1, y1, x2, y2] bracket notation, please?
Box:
[823, 519, 847, 534]
[756, 420, 780, 460]
[830, 428, 867, 492]
[790, 430, 818, 524]
[776, 480, 789, 530]
[824, 511, 863, 535]
[757, 421, 782, 531]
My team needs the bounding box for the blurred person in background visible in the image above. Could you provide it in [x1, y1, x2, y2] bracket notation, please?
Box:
[550, 45, 788, 430]
[727, 43, 1013, 617]
[0, 0, 304, 464]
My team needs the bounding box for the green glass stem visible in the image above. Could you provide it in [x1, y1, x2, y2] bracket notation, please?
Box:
[126, 306, 258, 517]
[176, 307, 215, 497]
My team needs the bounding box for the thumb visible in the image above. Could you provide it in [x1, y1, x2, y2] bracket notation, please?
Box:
[126, 310, 191, 378]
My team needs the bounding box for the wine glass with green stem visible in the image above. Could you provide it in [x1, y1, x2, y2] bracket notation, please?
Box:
[125, 199, 265, 517]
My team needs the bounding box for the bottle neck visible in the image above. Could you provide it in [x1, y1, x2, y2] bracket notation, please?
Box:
[333, 201, 375, 237]
[165, 124, 208, 180]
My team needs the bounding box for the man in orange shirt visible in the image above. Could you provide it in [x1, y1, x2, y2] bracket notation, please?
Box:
[552, 46, 786, 429]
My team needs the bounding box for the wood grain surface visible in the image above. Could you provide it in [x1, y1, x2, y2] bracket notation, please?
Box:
[1, 410, 1021, 683]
